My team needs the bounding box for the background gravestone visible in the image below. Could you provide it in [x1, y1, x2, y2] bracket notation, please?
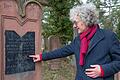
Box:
[47, 35, 62, 70]
[0, 0, 45, 80]
[43, 35, 76, 80]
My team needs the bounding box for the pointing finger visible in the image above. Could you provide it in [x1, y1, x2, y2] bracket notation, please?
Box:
[29, 55, 36, 58]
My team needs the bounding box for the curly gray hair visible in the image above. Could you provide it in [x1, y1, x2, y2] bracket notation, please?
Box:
[69, 3, 99, 27]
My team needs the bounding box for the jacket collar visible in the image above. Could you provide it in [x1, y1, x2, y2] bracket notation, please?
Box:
[86, 27, 105, 55]
[76, 27, 104, 55]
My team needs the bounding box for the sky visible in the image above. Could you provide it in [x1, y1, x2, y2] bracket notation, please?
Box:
[82, 0, 87, 3]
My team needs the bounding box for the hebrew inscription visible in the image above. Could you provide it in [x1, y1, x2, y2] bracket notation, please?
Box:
[5, 30, 35, 74]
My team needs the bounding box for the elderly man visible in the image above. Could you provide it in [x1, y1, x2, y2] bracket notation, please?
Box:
[30, 3, 120, 80]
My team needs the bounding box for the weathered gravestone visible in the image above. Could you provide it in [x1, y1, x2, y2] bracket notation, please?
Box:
[0, 0, 45, 80]
[47, 36, 62, 70]
[43, 36, 76, 80]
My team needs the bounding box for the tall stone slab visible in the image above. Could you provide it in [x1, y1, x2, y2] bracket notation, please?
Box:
[48, 36, 61, 51]
[47, 36, 62, 70]
[0, 0, 43, 80]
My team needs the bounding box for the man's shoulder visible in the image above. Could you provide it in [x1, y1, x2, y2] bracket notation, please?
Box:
[99, 28, 114, 36]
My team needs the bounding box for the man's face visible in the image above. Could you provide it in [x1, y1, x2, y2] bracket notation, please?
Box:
[73, 16, 88, 33]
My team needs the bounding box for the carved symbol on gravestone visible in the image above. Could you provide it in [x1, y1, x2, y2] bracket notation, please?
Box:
[5, 30, 35, 74]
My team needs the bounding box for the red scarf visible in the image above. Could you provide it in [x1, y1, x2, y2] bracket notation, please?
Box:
[79, 24, 97, 66]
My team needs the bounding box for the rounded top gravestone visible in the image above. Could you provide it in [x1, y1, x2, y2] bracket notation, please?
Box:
[0, 0, 45, 80]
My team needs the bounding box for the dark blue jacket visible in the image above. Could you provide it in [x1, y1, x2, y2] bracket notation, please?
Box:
[42, 28, 120, 80]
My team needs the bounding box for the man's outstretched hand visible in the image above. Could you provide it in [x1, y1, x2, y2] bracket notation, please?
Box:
[29, 54, 40, 62]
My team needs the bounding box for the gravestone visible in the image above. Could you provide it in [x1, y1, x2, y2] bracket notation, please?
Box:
[43, 36, 76, 80]
[0, 0, 44, 80]
[47, 36, 62, 70]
